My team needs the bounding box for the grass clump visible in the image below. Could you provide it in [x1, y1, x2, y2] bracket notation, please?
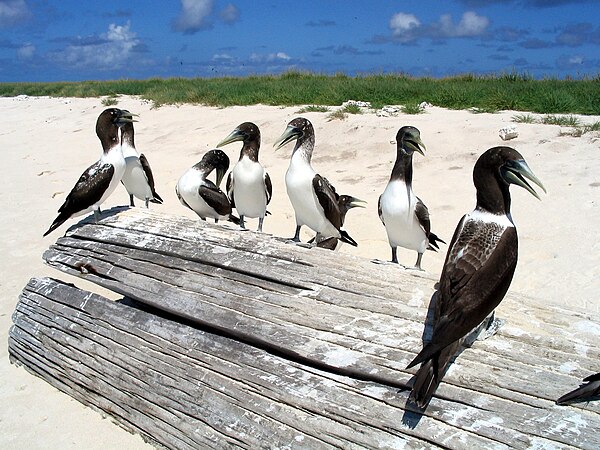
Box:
[342, 103, 362, 114]
[512, 113, 537, 123]
[401, 102, 425, 114]
[541, 115, 581, 127]
[327, 109, 348, 121]
[296, 105, 329, 113]
[101, 94, 119, 106]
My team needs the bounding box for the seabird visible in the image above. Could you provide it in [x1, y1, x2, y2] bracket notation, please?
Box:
[43, 108, 135, 236]
[556, 373, 600, 405]
[216, 122, 272, 231]
[273, 117, 357, 246]
[310, 178, 366, 250]
[176, 149, 238, 223]
[378, 126, 444, 270]
[406, 146, 545, 409]
[121, 119, 163, 208]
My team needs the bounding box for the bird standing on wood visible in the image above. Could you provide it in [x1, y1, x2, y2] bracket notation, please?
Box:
[43, 108, 136, 236]
[176, 149, 238, 224]
[121, 118, 163, 208]
[556, 373, 600, 405]
[406, 146, 545, 409]
[273, 117, 358, 247]
[378, 126, 444, 270]
[216, 122, 272, 232]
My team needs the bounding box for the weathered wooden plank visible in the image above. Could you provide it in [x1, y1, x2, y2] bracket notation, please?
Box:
[9, 277, 534, 450]
[43, 209, 600, 404]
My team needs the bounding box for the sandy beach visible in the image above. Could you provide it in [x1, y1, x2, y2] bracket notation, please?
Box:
[1, 95, 599, 447]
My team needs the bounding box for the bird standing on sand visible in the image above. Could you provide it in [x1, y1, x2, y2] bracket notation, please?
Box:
[176, 149, 238, 223]
[556, 373, 600, 405]
[43, 108, 135, 236]
[406, 146, 545, 409]
[216, 122, 272, 231]
[378, 126, 444, 270]
[121, 119, 163, 208]
[273, 117, 357, 247]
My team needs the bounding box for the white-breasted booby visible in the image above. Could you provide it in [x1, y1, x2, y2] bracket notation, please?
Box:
[176, 149, 238, 224]
[406, 146, 545, 409]
[121, 119, 163, 208]
[273, 117, 357, 246]
[556, 372, 600, 405]
[43, 108, 135, 236]
[378, 126, 444, 270]
[216, 122, 272, 232]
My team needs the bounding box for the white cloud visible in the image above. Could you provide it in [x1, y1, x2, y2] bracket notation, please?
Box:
[568, 55, 583, 65]
[389, 13, 421, 42]
[17, 42, 34, 59]
[55, 22, 141, 69]
[172, 0, 213, 33]
[212, 53, 234, 61]
[249, 52, 291, 63]
[220, 3, 239, 24]
[0, 0, 29, 27]
[437, 11, 489, 37]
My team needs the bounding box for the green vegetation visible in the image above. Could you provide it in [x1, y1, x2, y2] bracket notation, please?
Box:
[327, 108, 348, 121]
[101, 94, 119, 106]
[1, 71, 599, 114]
[296, 105, 329, 113]
[400, 102, 425, 115]
[512, 113, 537, 123]
[541, 114, 581, 127]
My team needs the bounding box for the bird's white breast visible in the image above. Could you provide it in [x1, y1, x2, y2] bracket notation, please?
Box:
[177, 168, 219, 219]
[285, 153, 336, 236]
[232, 156, 267, 218]
[380, 180, 427, 252]
[96, 144, 126, 208]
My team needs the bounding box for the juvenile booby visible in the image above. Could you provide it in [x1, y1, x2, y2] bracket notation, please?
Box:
[121, 119, 163, 208]
[216, 122, 272, 231]
[556, 372, 600, 405]
[176, 149, 238, 223]
[406, 146, 545, 409]
[378, 126, 444, 269]
[43, 108, 135, 236]
[311, 178, 366, 250]
[273, 117, 357, 246]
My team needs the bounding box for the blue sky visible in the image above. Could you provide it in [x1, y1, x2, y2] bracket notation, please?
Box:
[1, 0, 599, 82]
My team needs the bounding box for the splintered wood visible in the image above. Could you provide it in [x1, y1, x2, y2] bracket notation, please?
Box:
[9, 207, 600, 449]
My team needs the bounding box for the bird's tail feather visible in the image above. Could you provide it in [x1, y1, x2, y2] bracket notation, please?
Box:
[339, 229, 358, 247]
[43, 213, 68, 237]
[228, 214, 241, 225]
[409, 358, 440, 409]
[427, 232, 446, 251]
[556, 375, 600, 405]
[150, 191, 164, 204]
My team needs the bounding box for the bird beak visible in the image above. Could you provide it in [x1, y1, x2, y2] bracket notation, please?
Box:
[273, 125, 302, 150]
[347, 197, 367, 209]
[502, 159, 546, 200]
[117, 110, 139, 124]
[217, 128, 244, 148]
[404, 136, 426, 156]
[215, 167, 227, 187]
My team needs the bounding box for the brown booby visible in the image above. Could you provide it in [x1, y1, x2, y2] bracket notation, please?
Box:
[273, 117, 357, 246]
[43, 108, 135, 236]
[216, 122, 272, 231]
[378, 126, 444, 269]
[121, 119, 163, 208]
[176, 149, 238, 224]
[406, 146, 545, 409]
[556, 372, 600, 405]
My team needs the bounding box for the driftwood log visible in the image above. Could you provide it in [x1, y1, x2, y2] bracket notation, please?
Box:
[9, 207, 600, 449]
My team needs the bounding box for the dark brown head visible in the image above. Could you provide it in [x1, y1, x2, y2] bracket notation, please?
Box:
[396, 126, 426, 156]
[217, 122, 261, 147]
[273, 117, 315, 150]
[95, 108, 136, 151]
[195, 149, 230, 187]
[474, 146, 545, 214]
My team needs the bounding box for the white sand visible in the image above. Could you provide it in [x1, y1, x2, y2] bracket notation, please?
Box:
[1, 96, 599, 447]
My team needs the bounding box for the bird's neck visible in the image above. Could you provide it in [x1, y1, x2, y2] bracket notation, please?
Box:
[390, 150, 413, 186]
[240, 141, 260, 162]
[291, 138, 314, 165]
[475, 173, 512, 217]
